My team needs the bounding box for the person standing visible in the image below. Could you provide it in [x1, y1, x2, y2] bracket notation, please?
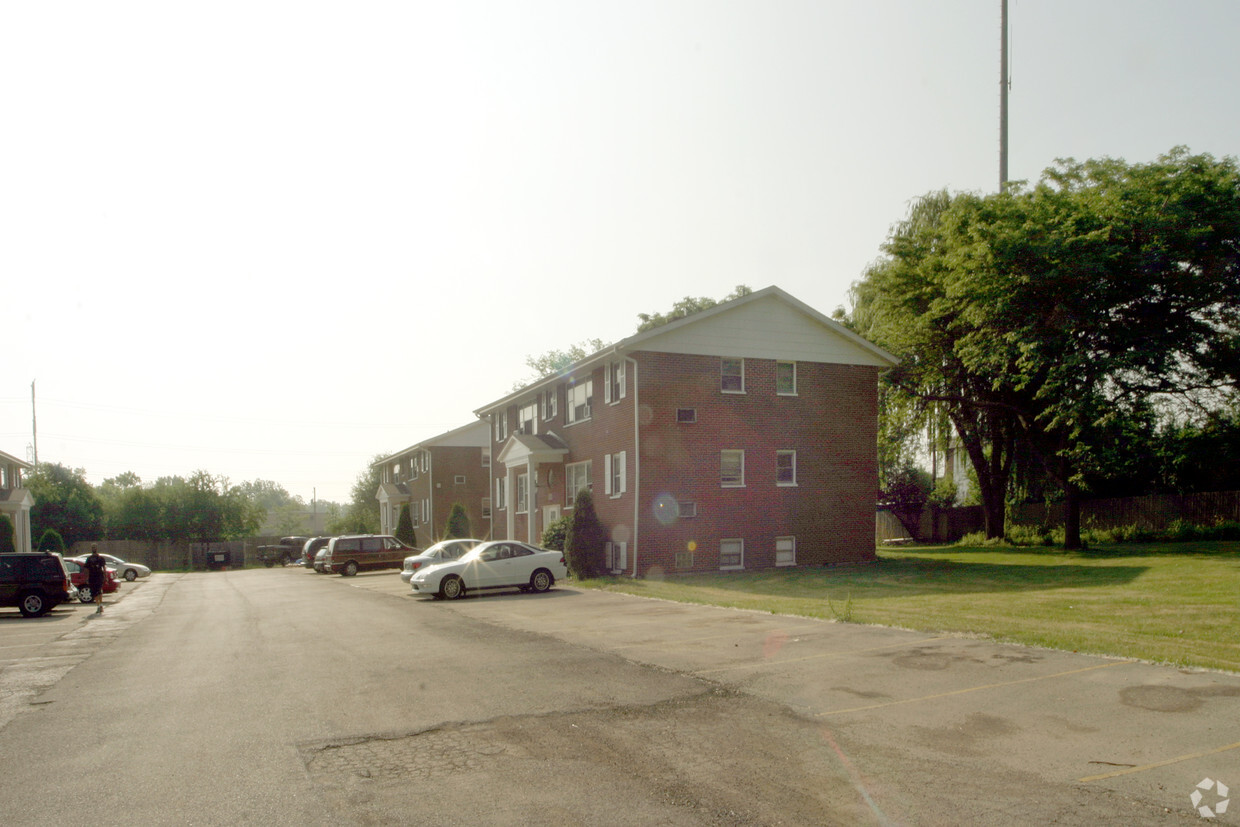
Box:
[84, 544, 107, 615]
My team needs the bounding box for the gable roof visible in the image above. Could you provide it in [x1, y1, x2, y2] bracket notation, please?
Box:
[373, 420, 489, 468]
[475, 285, 897, 415]
[0, 449, 31, 470]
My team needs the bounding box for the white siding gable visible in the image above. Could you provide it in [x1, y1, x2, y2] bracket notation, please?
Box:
[635, 292, 895, 367]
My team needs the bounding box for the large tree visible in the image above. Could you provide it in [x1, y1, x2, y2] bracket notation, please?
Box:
[26, 463, 104, 547]
[853, 149, 1240, 547]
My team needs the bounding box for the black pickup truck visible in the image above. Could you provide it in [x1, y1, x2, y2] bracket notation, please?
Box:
[257, 536, 310, 567]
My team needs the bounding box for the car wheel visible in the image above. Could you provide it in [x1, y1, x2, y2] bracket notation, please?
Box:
[124, 569, 138, 582]
[19, 592, 49, 617]
[529, 569, 553, 593]
[342, 561, 359, 577]
[439, 575, 465, 600]
[77, 586, 94, 603]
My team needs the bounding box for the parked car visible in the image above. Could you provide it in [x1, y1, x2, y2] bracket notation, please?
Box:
[0, 552, 73, 617]
[302, 536, 332, 569]
[321, 535, 416, 576]
[400, 538, 482, 584]
[63, 559, 120, 602]
[409, 541, 567, 600]
[313, 546, 330, 574]
[69, 553, 150, 581]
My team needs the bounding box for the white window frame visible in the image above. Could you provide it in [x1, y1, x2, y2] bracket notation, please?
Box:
[542, 387, 558, 420]
[604, 451, 627, 497]
[454, 474, 466, 485]
[566, 380, 593, 424]
[775, 536, 796, 567]
[678, 501, 697, 518]
[605, 360, 626, 404]
[519, 400, 538, 434]
[720, 538, 744, 570]
[481, 497, 492, 519]
[776, 450, 797, 487]
[721, 450, 745, 487]
[721, 357, 745, 393]
[495, 477, 507, 511]
[776, 361, 797, 396]
[516, 473, 529, 514]
[605, 541, 628, 571]
[565, 460, 592, 507]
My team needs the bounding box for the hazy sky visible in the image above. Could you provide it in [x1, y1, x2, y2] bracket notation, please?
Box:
[3, 1, 1238, 506]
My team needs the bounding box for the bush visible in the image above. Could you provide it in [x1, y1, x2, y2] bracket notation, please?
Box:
[564, 489, 606, 579]
[0, 514, 14, 554]
[445, 503, 470, 539]
[394, 504, 415, 546]
[36, 529, 66, 553]
[541, 516, 570, 551]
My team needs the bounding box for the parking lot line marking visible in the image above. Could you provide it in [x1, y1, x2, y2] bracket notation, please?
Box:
[815, 660, 1132, 717]
[1077, 739, 1240, 783]
[693, 636, 954, 674]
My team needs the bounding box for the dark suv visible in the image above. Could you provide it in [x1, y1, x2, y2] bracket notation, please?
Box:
[1, 552, 73, 617]
[321, 535, 415, 576]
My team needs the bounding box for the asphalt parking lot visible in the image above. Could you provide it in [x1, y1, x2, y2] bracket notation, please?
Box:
[345, 570, 1240, 821]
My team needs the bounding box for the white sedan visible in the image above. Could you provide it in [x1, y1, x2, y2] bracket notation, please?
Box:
[410, 541, 567, 600]
[399, 538, 482, 584]
[96, 553, 151, 581]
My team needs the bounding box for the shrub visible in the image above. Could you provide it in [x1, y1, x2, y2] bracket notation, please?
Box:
[0, 514, 14, 554]
[564, 489, 606, 579]
[445, 503, 470, 539]
[394, 504, 415, 546]
[37, 529, 66, 553]
[541, 516, 570, 551]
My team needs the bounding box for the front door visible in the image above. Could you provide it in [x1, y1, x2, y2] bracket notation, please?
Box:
[542, 505, 560, 541]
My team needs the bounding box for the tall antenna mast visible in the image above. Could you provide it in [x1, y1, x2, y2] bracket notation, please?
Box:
[999, 0, 1009, 190]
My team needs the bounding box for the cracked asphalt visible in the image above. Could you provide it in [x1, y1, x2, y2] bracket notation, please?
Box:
[1, 567, 1237, 825]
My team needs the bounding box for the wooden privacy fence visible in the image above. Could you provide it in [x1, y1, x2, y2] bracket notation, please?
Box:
[68, 537, 293, 570]
[877, 490, 1240, 544]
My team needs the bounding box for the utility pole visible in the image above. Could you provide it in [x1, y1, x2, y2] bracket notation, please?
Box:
[999, 0, 1009, 190]
[31, 380, 38, 468]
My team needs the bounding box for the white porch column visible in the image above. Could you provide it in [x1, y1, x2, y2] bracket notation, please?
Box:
[505, 464, 517, 540]
[526, 458, 537, 544]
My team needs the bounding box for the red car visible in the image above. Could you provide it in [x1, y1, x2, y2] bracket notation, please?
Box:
[62, 559, 119, 603]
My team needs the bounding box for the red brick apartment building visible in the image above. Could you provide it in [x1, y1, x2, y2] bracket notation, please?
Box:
[374, 421, 491, 548]
[473, 286, 897, 577]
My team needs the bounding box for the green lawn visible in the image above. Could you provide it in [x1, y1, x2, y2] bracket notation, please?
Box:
[580, 542, 1240, 673]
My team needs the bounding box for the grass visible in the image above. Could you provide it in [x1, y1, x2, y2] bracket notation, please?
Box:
[578, 541, 1240, 674]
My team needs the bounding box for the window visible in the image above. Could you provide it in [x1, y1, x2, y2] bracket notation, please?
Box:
[605, 451, 626, 496]
[519, 401, 538, 434]
[495, 477, 507, 511]
[776, 361, 797, 395]
[721, 358, 745, 393]
[566, 379, 593, 423]
[678, 501, 697, 518]
[775, 536, 796, 567]
[605, 360, 625, 403]
[720, 539, 744, 570]
[721, 450, 745, 487]
[675, 550, 694, 569]
[422, 499, 430, 523]
[542, 387, 558, 420]
[481, 449, 490, 467]
[565, 460, 592, 506]
[454, 474, 466, 485]
[481, 497, 492, 519]
[605, 541, 628, 571]
[776, 450, 797, 486]
[495, 411, 508, 442]
[676, 408, 697, 424]
[516, 473, 529, 513]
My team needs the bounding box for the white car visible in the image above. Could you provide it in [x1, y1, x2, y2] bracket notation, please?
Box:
[410, 541, 568, 600]
[100, 554, 151, 581]
[400, 538, 482, 583]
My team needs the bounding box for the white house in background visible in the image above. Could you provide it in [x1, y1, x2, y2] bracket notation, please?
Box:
[0, 449, 34, 553]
